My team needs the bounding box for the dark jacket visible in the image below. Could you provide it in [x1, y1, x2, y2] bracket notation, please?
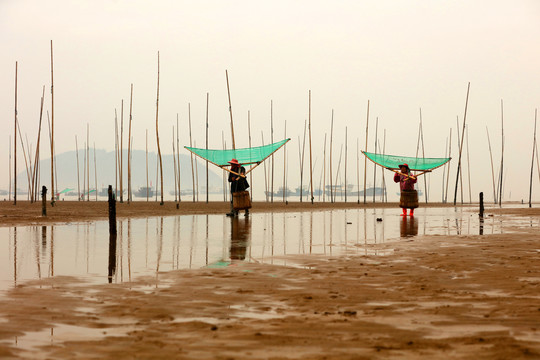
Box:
[229, 166, 250, 193]
[394, 171, 417, 191]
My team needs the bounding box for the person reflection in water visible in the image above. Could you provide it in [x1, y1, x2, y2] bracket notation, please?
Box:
[230, 216, 250, 261]
[400, 216, 418, 238]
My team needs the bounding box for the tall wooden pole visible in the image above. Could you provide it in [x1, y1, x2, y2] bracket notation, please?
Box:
[188, 103, 195, 202]
[206, 92, 209, 203]
[270, 100, 274, 202]
[453, 82, 470, 205]
[363, 100, 370, 204]
[50, 41, 55, 206]
[329, 110, 334, 203]
[283, 119, 287, 203]
[344, 126, 348, 202]
[528, 109, 537, 208]
[128, 84, 133, 203]
[248, 111, 252, 201]
[225, 70, 236, 149]
[308, 91, 314, 204]
[120, 100, 124, 202]
[76, 136, 80, 201]
[498, 99, 504, 206]
[486, 127, 497, 203]
[155, 51, 164, 205]
[13, 61, 18, 205]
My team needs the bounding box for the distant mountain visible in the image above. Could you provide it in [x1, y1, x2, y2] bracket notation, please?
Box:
[16, 149, 224, 194]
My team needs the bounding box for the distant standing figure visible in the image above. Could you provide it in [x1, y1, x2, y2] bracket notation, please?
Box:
[227, 159, 250, 217]
[394, 163, 418, 216]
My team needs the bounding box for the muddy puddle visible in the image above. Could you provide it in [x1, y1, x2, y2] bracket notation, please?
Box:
[0, 206, 522, 293]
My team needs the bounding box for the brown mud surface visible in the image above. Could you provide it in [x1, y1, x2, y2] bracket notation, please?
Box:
[0, 201, 539, 359]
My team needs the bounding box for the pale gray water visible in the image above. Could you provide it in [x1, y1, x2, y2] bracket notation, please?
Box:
[0, 206, 521, 293]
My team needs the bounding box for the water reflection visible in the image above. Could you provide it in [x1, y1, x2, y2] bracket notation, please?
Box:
[400, 216, 418, 238]
[0, 207, 522, 293]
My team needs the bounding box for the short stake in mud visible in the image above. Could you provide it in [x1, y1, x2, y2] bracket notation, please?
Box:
[41, 186, 47, 216]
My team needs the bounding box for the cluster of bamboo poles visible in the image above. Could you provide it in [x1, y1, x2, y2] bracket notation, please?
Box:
[8, 50, 540, 206]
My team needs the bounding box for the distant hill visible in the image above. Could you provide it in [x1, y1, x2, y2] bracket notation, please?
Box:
[16, 149, 224, 194]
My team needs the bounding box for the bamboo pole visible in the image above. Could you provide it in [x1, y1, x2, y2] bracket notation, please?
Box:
[499, 99, 504, 206]
[128, 84, 133, 203]
[115, 109, 118, 199]
[420, 109, 428, 203]
[528, 109, 537, 208]
[155, 153, 159, 202]
[50, 41, 55, 206]
[334, 145, 343, 201]
[87, 123, 90, 202]
[300, 120, 307, 202]
[308, 90, 314, 204]
[356, 138, 359, 204]
[456, 116, 464, 204]
[26, 136, 33, 201]
[225, 70, 236, 149]
[329, 110, 334, 203]
[373, 118, 378, 203]
[271, 100, 274, 203]
[283, 119, 287, 203]
[248, 111, 252, 201]
[155, 51, 164, 205]
[32, 86, 45, 202]
[16, 120, 31, 200]
[486, 127, 497, 203]
[173, 125, 178, 203]
[465, 125, 472, 203]
[262, 132, 268, 201]
[94, 143, 98, 201]
[83, 140, 86, 201]
[177, 116, 181, 203]
[442, 136, 448, 202]
[75, 136, 80, 201]
[363, 100, 369, 204]
[382, 129, 387, 202]
[9, 135, 11, 202]
[323, 133, 327, 202]
[195, 140, 199, 202]
[14, 61, 18, 205]
[344, 126, 348, 202]
[444, 128, 452, 203]
[453, 82, 470, 206]
[206, 93, 209, 203]
[120, 100, 124, 202]
[146, 129, 149, 201]
[188, 103, 195, 202]
[536, 137, 540, 184]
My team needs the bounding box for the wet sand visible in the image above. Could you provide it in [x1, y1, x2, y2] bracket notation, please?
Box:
[0, 201, 539, 359]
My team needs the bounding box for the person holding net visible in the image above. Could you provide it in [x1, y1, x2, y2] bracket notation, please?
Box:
[394, 163, 418, 217]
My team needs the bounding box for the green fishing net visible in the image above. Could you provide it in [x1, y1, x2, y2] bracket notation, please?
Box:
[363, 151, 450, 171]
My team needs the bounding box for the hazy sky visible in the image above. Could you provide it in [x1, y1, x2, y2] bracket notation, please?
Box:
[2, 0, 540, 201]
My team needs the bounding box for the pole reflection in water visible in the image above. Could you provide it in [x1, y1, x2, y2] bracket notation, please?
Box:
[108, 233, 117, 283]
[400, 216, 418, 238]
[1, 208, 516, 292]
[230, 217, 250, 261]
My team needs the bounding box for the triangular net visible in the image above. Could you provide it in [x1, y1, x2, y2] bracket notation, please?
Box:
[363, 151, 450, 171]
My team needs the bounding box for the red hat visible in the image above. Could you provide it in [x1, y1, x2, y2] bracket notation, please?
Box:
[228, 158, 239, 165]
[399, 163, 409, 169]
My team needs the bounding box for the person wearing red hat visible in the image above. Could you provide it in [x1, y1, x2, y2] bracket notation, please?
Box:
[227, 159, 249, 216]
[394, 163, 418, 216]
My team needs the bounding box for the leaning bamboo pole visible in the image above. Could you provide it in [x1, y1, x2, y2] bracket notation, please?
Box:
[14, 61, 18, 205]
[363, 100, 370, 204]
[486, 127, 497, 204]
[16, 120, 31, 200]
[225, 70, 236, 150]
[76, 136, 80, 200]
[188, 103, 195, 202]
[128, 84, 133, 204]
[308, 91, 314, 204]
[32, 86, 45, 202]
[155, 51, 164, 205]
[453, 82, 470, 206]
[50, 41, 55, 205]
[528, 109, 537, 208]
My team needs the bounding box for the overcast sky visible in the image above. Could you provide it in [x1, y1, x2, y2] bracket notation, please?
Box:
[2, 0, 540, 201]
